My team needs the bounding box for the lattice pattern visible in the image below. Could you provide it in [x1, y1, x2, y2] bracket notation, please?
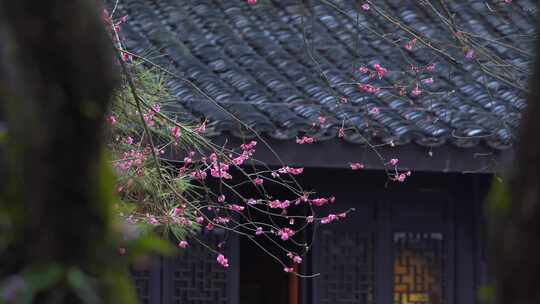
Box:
[131, 268, 152, 304]
[319, 229, 375, 304]
[172, 233, 228, 304]
[394, 232, 446, 304]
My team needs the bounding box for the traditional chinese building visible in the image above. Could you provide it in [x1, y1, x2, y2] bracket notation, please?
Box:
[110, 0, 535, 303]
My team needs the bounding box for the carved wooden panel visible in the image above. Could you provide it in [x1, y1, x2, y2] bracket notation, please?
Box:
[318, 229, 375, 304]
[394, 232, 446, 304]
[169, 232, 230, 304]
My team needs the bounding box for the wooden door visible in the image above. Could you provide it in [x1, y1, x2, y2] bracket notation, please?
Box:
[311, 191, 479, 304]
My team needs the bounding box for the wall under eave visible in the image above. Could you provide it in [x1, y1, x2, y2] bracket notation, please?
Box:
[212, 135, 513, 174]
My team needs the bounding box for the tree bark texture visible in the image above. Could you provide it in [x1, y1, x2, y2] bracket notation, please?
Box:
[0, 1, 132, 303]
[493, 13, 540, 304]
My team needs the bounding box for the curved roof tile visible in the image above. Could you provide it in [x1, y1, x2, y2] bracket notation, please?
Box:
[111, 0, 535, 150]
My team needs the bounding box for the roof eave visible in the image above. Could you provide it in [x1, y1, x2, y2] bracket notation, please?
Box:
[214, 136, 513, 174]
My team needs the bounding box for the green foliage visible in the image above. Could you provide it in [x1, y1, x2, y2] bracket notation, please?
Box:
[65, 268, 99, 304]
[19, 264, 64, 303]
[101, 270, 138, 304]
[486, 176, 511, 217]
[478, 284, 496, 304]
[96, 151, 116, 236]
[107, 61, 209, 244]
[125, 235, 175, 257]
[0, 130, 6, 145]
[0, 264, 107, 304]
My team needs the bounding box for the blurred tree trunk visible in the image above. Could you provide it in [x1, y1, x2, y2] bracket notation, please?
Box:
[492, 15, 540, 304]
[0, 1, 133, 303]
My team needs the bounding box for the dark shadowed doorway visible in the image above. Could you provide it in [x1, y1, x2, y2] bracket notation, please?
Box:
[240, 235, 289, 304]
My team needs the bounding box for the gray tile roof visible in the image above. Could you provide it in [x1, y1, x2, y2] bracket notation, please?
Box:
[112, 0, 536, 150]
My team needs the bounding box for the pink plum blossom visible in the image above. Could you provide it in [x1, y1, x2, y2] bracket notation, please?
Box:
[269, 200, 281, 208]
[465, 48, 475, 59]
[240, 140, 257, 151]
[296, 136, 315, 144]
[373, 63, 388, 78]
[411, 86, 422, 97]
[210, 162, 232, 179]
[217, 254, 229, 268]
[338, 127, 345, 138]
[121, 51, 132, 62]
[179, 217, 192, 226]
[147, 214, 159, 226]
[404, 37, 417, 51]
[173, 207, 184, 216]
[278, 166, 304, 175]
[195, 120, 207, 133]
[189, 170, 207, 180]
[233, 153, 249, 165]
[214, 217, 230, 224]
[107, 115, 117, 125]
[229, 204, 245, 212]
[269, 200, 290, 209]
[280, 200, 291, 209]
[278, 228, 294, 241]
[311, 197, 329, 206]
[422, 77, 434, 84]
[350, 163, 365, 170]
[321, 214, 339, 224]
[359, 84, 379, 93]
[395, 171, 411, 182]
[171, 126, 181, 139]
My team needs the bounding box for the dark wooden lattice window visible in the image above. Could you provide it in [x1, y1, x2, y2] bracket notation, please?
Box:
[393, 232, 446, 304]
[131, 267, 153, 304]
[165, 230, 233, 304]
[318, 229, 376, 304]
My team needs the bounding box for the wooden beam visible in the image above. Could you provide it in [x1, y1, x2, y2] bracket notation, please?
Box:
[209, 135, 512, 173]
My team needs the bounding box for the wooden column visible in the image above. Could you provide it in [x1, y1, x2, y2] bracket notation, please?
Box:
[289, 265, 299, 304]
